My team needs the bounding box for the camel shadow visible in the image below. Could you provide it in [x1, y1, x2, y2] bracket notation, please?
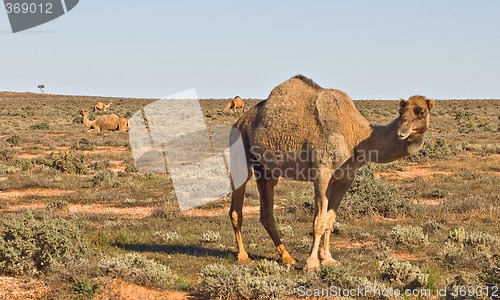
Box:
[116, 243, 269, 261]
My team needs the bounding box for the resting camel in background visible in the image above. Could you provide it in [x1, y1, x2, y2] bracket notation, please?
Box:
[223, 96, 245, 116]
[80, 108, 129, 132]
[229, 75, 434, 271]
[93, 101, 112, 112]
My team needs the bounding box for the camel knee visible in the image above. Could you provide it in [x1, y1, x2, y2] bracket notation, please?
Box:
[259, 212, 274, 228]
[229, 210, 240, 228]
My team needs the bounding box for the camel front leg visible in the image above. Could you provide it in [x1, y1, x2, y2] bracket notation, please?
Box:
[320, 158, 365, 266]
[305, 168, 333, 271]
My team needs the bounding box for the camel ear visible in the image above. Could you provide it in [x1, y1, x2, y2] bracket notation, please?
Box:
[399, 98, 406, 107]
[426, 99, 435, 110]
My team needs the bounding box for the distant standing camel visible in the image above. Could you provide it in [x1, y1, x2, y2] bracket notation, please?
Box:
[223, 96, 245, 116]
[93, 101, 113, 112]
[229, 75, 435, 271]
[80, 108, 129, 132]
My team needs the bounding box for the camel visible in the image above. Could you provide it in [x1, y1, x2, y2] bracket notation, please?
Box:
[93, 101, 113, 112]
[228, 75, 435, 271]
[223, 96, 245, 116]
[79, 108, 129, 132]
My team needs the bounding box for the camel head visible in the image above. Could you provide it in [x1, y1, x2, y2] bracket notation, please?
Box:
[79, 108, 89, 116]
[397, 95, 435, 140]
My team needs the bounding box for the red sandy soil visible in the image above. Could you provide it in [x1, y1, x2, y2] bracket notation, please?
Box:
[0, 276, 207, 300]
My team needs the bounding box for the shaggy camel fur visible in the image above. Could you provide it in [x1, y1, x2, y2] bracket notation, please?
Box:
[229, 75, 435, 270]
[80, 109, 129, 132]
[223, 96, 245, 116]
[93, 101, 112, 112]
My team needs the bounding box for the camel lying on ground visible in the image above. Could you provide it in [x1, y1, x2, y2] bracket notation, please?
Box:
[80, 108, 129, 132]
[223, 96, 245, 116]
[229, 75, 435, 271]
[93, 101, 112, 112]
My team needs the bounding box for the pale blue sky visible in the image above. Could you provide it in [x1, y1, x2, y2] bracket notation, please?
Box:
[1, 1, 499, 99]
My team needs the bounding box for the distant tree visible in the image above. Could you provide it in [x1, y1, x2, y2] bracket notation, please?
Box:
[38, 84, 45, 94]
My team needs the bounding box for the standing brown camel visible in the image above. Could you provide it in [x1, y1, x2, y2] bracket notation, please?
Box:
[80, 109, 129, 132]
[223, 96, 245, 116]
[229, 75, 434, 270]
[93, 101, 113, 112]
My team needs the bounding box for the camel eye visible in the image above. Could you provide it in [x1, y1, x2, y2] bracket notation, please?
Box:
[416, 108, 426, 119]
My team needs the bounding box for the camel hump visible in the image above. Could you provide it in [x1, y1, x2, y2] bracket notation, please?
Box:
[292, 74, 322, 90]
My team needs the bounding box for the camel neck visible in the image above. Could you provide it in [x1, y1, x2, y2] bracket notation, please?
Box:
[82, 113, 93, 128]
[356, 117, 424, 163]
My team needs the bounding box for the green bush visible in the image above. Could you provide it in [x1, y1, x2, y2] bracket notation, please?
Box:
[92, 169, 115, 186]
[50, 151, 86, 174]
[339, 164, 415, 219]
[458, 119, 476, 134]
[200, 260, 295, 300]
[46, 200, 69, 211]
[406, 137, 453, 161]
[200, 230, 222, 244]
[0, 146, 15, 161]
[6, 135, 21, 146]
[29, 122, 50, 130]
[98, 253, 177, 289]
[439, 243, 494, 270]
[389, 225, 428, 246]
[422, 219, 444, 234]
[72, 138, 95, 151]
[379, 258, 428, 290]
[448, 227, 498, 247]
[72, 276, 99, 299]
[319, 265, 387, 298]
[0, 211, 88, 276]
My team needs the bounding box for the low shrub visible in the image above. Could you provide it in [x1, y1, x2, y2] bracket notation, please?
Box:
[92, 169, 114, 186]
[200, 260, 295, 300]
[0, 211, 88, 276]
[448, 227, 499, 247]
[406, 137, 453, 161]
[200, 230, 222, 244]
[389, 225, 428, 246]
[29, 122, 50, 130]
[6, 135, 21, 146]
[72, 276, 99, 299]
[98, 253, 177, 289]
[422, 220, 444, 234]
[0, 146, 15, 161]
[318, 265, 388, 299]
[50, 151, 86, 174]
[339, 164, 415, 219]
[72, 138, 95, 151]
[439, 243, 494, 270]
[379, 258, 429, 290]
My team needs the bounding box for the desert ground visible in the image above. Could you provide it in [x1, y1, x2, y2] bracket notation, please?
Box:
[0, 92, 498, 299]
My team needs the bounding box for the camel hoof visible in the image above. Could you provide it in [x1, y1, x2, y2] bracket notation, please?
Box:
[237, 253, 253, 263]
[281, 255, 297, 265]
[321, 258, 341, 266]
[303, 257, 321, 272]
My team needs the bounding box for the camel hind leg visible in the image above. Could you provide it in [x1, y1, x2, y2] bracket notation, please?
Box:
[254, 165, 296, 265]
[229, 181, 251, 262]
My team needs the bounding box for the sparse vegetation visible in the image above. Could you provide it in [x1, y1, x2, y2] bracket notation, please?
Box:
[29, 121, 50, 130]
[379, 258, 429, 290]
[339, 163, 415, 218]
[0, 211, 88, 276]
[389, 225, 429, 246]
[0, 94, 498, 298]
